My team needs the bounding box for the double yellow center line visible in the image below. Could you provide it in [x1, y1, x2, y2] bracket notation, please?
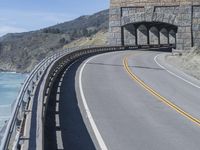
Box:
[123, 55, 200, 127]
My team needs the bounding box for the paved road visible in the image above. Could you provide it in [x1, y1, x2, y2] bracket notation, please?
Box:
[45, 50, 200, 150]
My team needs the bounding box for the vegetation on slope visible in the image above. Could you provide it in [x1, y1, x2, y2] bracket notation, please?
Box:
[64, 31, 108, 48]
[0, 10, 108, 73]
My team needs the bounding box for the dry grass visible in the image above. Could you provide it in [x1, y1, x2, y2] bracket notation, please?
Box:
[63, 31, 108, 49]
[167, 47, 200, 79]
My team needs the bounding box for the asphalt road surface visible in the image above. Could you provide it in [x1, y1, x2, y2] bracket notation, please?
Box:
[45, 50, 200, 150]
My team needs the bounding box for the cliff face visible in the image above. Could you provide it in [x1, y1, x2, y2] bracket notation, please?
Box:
[0, 10, 109, 73]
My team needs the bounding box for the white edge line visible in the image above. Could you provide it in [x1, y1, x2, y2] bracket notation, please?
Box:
[56, 131, 64, 149]
[79, 54, 108, 150]
[154, 54, 200, 89]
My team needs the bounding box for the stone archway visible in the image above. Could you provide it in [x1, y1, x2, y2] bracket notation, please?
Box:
[123, 24, 137, 45]
[137, 24, 148, 45]
[160, 28, 168, 44]
[109, 2, 200, 50]
[149, 26, 159, 45]
[121, 22, 177, 47]
[169, 29, 176, 44]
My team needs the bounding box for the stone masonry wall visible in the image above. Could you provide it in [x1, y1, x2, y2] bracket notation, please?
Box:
[109, 0, 200, 50]
[108, 8, 122, 45]
[193, 6, 200, 47]
[111, 0, 200, 8]
[176, 5, 192, 50]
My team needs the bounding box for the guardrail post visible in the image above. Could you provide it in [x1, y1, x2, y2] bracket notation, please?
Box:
[36, 73, 39, 81]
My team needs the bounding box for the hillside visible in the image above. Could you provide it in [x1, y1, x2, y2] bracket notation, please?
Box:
[64, 31, 108, 48]
[0, 10, 109, 73]
[167, 47, 200, 80]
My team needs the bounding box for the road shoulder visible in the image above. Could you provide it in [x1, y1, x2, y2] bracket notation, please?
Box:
[155, 53, 200, 89]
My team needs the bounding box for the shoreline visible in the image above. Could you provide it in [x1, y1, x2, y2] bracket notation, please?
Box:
[0, 71, 17, 74]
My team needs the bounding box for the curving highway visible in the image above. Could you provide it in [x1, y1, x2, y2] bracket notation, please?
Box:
[45, 50, 200, 150]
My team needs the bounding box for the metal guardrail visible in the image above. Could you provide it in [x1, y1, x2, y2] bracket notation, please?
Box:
[0, 49, 69, 150]
[0, 44, 174, 150]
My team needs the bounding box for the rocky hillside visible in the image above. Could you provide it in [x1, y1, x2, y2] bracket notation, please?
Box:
[0, 9, 108, 73]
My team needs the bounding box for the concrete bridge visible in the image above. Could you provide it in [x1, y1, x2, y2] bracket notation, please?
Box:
[1, 0, 200, 150]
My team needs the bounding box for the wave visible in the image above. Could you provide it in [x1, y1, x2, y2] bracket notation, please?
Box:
[0, 71, 17, 74]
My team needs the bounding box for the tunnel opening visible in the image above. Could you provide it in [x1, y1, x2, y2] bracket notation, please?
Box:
[122, 22, 178, 49]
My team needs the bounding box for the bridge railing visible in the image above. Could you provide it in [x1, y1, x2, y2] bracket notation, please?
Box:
[0, 44, 173, 150]
[0, 45, 126, 150]
[0, 48, 73, 150]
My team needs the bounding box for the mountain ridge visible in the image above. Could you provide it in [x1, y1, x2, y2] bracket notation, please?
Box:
[0, 9, 109, 73]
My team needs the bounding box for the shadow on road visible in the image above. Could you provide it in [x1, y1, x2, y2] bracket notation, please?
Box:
[87, 62, 164, 71]
[44, 56, 96, 150]
[44, 48, 168, 150]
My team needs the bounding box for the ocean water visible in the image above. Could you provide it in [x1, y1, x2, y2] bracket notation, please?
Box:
[0, 72, 27, 129]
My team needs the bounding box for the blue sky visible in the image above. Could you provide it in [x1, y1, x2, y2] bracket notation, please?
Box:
[0, 0, 109, 36]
